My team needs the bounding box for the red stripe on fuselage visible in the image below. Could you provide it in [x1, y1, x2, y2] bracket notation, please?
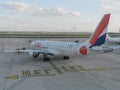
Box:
[89, 14, 110, 46]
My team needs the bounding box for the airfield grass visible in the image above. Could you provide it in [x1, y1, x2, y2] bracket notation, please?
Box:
[0, 31, 91, 38]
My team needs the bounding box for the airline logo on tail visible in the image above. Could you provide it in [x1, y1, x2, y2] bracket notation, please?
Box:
[89, 14, 110, 48]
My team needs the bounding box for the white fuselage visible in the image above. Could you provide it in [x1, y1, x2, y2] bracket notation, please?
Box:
[31, 40, 89, 56]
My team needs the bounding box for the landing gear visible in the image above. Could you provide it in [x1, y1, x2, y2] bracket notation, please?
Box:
[33, 53, 39, 58]
[43, 54, 50, 62]
[43, 57, 50, 62]
[63, 56, 69, 60]
[33, 53, 50, 61]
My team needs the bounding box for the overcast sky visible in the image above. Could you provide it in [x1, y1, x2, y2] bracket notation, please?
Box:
[0, 0, 120, 32]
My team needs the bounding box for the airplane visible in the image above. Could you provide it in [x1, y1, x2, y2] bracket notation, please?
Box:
[106, 34, 120, 44]
[7, 14, 117, 61]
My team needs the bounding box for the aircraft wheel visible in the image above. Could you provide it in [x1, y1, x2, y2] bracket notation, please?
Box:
[33, 53, 39, 58]
[43, 57, 50, 62]
[63, 56, 69, 60]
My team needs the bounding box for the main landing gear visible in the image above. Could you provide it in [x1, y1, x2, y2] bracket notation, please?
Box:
[33, 53, 69, 61]
[63, 56, 69, 60]
[33, 53, 50, 62]
[43, 54, 50, 62]
[43, 55, 69, 61]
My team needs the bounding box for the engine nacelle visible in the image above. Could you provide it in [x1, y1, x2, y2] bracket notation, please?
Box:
[29, 52, 39, 58]
[33, 52, 39, 58]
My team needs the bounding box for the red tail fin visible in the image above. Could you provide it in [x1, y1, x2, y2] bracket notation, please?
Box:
[89, 14, 110, 47]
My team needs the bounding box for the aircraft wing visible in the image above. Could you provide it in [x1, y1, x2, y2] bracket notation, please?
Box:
[5, 49, 61, 56]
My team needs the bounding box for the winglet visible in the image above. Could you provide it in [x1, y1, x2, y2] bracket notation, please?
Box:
[89, 14, 110, 47]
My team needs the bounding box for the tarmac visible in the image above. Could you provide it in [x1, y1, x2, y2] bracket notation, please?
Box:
[0, 38, 120, 90]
